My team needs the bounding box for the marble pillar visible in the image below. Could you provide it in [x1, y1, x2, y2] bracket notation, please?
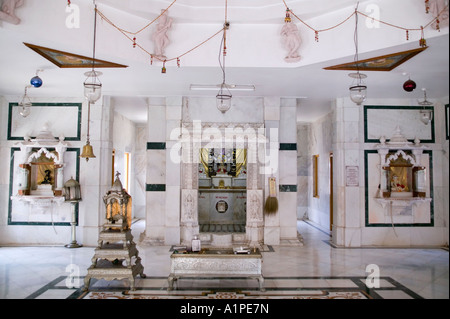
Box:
[165, 97, 182, 245]
[142, 100, 166, 245]
[263, 97, 281, 245]
[278, 98, 302, 245]
[331, 98, 363, 247]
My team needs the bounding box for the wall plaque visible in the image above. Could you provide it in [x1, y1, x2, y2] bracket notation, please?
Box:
[346, 166, 359, 187]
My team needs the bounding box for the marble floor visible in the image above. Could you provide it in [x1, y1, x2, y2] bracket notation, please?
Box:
[0, 220, 448, 299]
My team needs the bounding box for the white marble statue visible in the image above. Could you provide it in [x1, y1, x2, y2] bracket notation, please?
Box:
[152, 9, 173, 60]
[281, 19, 301, 63]
[0, 0, 24, 25]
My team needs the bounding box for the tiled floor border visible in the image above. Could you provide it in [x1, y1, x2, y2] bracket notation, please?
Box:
[25, 275, 424, 299]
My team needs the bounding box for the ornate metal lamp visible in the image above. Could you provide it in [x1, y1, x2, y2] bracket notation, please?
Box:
[103, 172, 132, 231]
[64, 177, 82, 248]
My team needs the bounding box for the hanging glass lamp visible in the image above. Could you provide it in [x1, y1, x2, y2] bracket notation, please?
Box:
[418, 88, 433, 125]
[349, 72, 367, 105]
[18, 86, 32, 117]
[216, 83, 232, 113]
[83, 70, 102, 103]
[83, 4, 102, 104]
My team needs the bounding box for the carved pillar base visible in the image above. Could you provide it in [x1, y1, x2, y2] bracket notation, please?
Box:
[180, 189, 199, 245]
[246, 190, 264, 246]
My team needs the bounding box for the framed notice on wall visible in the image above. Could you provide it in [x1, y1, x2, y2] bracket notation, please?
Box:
[346, 166, 359, 187]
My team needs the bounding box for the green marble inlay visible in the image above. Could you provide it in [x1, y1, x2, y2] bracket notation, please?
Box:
[147, 142, 166, 150]
[146, 184, 166, 192]
[279, 185, 297, 192]
[279, 143, 297, 151]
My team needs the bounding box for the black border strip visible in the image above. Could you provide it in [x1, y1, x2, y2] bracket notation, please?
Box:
[445, 104, 449, 140]
[8, 102, 82, 141]
[364, 105, 435, 144]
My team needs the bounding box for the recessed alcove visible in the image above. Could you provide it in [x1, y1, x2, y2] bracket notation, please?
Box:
[373, 127, 432, 218]
[9, 127, 79, 225]
[198, 147, 247, 233]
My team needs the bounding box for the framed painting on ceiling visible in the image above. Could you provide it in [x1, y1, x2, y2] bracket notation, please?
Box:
[24, 42, 128, 68]
[324, 47, 427, 72]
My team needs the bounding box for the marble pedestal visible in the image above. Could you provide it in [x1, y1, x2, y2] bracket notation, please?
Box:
[84, 229, 146, 291]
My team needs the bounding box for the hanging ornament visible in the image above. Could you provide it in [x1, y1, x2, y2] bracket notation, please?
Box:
[315, 30, 319, 42]
[161, 60, 166, 73]
[30, 70, 43, 88]
[403, 79, 417, 92]
[285, 8, 292, 23]
[67, 0, 71, 7]
[425, 0, 430, 13]
[150, 55, 153, 65]
[419, 26, 427, 47]
[435, 18, 440, 31]
[133, 37, 136, 48]
[177, 57, 180, 68]
[406, 30, 409, 40]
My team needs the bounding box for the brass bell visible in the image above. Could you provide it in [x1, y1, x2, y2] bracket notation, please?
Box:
[80, 142, 96, 162]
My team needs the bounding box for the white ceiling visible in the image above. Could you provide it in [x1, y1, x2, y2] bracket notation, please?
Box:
[0, 0, 448, 124]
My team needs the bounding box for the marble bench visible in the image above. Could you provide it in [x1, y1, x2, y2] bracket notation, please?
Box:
[168, 248, 264, 291]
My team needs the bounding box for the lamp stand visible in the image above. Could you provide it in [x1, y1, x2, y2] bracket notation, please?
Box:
[65, 200, 82, 248]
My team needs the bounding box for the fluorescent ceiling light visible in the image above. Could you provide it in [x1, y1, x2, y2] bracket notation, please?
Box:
[190, 84, 256, 91]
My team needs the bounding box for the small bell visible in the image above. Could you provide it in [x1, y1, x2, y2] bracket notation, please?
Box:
[80, 142, 96, 162]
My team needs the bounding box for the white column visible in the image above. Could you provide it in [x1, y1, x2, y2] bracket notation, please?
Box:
[165, 97, 182, 245]
[80, 96, 113, 246]
[142, 98, 166, 245]
[263, 97, 281, 245]
[278, 98, 302, 244]
[331, 98, 363, 247]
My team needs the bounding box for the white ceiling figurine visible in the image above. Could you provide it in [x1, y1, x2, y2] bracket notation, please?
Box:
[152, 9, 173, 60]
[280, 12, 301, 63]
[0, 0, 24, 25]
[429, 0, 449, 30]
